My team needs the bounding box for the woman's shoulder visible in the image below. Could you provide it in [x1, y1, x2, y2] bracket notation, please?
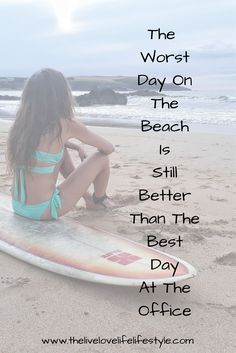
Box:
[60, 117, 79, 130]
[60, 118, 77, 139]
[61, 118, 87, 140]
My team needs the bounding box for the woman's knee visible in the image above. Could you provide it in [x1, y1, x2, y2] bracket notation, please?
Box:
[60, 147, 75, 177]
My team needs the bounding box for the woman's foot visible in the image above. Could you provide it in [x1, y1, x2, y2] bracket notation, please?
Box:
[94, 196, 115, 209]
[92, 192, 116, 209]
[83, 191, 115, 209]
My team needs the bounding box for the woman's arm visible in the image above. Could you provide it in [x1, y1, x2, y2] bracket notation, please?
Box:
[66, 119, 115, 155]
[65, 141, 79, 151]
[65, 141, 87, 161]
[65, 141, 80, 152]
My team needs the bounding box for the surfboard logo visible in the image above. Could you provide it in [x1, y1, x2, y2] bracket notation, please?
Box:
[102, 250, 142, 265]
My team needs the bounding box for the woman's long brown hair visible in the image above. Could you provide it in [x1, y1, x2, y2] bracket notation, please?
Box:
[7, 68, 74, 173]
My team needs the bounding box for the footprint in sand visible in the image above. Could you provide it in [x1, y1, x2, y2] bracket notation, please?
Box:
[25, 297, 46, 317]
[118, 311, 133, 319]
[226, 305, 236, 317]
[199, 184, 210, 189]
[207, 303, 236, 317]
[140, 161, 152, 165]
[0, 276, 30, 288]
[210, 195, 227, 202]
[188, 233, 205, 243]
[215, 252, 236, 266]
[113, 194, 139, 207]
[131, 175, 142, 179]
[212, 219, 229, 225]
[31, 303, 45, 317]
[112, 163, 121, 169]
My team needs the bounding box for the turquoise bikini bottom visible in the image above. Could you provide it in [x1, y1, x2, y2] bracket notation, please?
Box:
[12, 188, 62, 221]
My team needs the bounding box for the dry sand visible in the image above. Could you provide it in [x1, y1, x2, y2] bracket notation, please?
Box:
[0, 120, 235, 353]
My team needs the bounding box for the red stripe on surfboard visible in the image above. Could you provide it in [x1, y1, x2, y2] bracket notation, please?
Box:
[102, 251, 142, 265]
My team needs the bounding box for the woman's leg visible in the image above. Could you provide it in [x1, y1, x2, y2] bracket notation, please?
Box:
[60, 148, 93, 207]
[59, 147, 75, 177]
[57, 151, 110, 216]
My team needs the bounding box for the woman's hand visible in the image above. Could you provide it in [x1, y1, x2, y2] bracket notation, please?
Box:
[65, 141, 87, 161]
[77, 146, 87, 161]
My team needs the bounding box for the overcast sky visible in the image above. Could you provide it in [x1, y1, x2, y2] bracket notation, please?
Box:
[0, 0, 235, 88]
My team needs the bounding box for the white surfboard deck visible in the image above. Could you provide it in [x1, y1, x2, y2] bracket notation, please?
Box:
[0, 193, 196, 286]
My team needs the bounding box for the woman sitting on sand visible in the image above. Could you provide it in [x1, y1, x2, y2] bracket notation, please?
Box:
[7, 68, 114, 220]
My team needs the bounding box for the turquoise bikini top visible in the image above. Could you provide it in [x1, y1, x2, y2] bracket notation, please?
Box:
[30, 148, 64, 174]
[13, 147, 64, 204]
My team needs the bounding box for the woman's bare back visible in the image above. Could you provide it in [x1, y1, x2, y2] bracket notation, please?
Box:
[23, 120, 69, 205]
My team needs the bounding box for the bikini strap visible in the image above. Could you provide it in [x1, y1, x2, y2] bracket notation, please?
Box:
[14, 170, 19, 200]
[19, 169, 26, 204]
[50, 188, 61, 219]
[35, 148, 64, 164]
[30, 165, 55, 174]
[14, 168, 26, 204]
[30, 148, 64, 175]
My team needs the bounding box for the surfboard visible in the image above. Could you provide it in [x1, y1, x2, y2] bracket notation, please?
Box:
[0, 193, 196, 286]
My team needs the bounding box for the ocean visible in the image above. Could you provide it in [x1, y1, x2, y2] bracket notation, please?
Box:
[0, 90, 236, 134]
